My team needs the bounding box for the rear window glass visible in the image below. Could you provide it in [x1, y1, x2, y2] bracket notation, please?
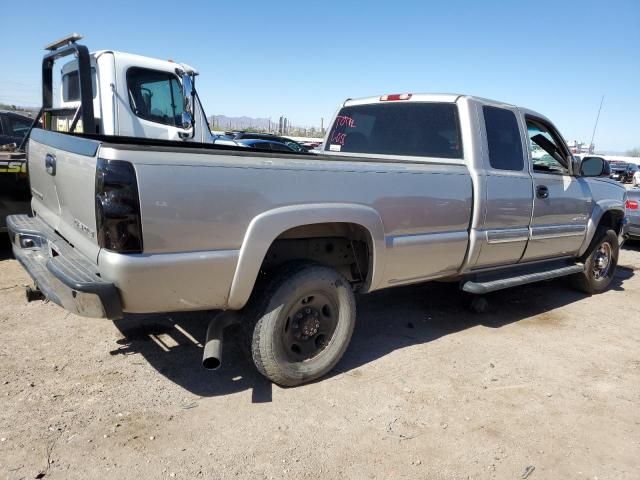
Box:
[325, 102, 462, 159]
[62, 68, 97, 102]
[483, 106, 524, 171]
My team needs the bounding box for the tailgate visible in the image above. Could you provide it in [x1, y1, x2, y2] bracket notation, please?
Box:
[28, 128, 101, 262]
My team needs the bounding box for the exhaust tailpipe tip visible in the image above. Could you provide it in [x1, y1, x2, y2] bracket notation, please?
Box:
[202, 356, 222, 370]
[202, 311, 239, 371]
[25, 286, 45, 302]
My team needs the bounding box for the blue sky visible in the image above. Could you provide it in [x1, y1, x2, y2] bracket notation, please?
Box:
[1, 0, 638, 151]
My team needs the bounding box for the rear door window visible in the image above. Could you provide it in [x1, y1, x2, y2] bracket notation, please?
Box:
[325, 102, 462, 159]
[483, 106, 524, 171]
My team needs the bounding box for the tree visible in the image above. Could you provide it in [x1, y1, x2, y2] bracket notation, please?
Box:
[626, 148, 640, 157]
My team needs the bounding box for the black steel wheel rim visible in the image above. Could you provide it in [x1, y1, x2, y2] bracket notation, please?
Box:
[281, 291, 339, 362]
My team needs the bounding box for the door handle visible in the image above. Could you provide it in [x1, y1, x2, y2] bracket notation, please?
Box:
[536, 185, 549, 199]
[45, 153, 56, 176]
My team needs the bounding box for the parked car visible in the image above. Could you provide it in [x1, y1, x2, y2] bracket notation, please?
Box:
[0, 151, 30, 232]
[621, 163, 638, 183]
[623, 188, 640, 240]
[309, 143, 324, 154]
[232, 132, 309, 152]
[236, 138, 297, 152]
[7, 38, 627, 387]
[0, 111, 34, 146]
[609, 161, 637, 183]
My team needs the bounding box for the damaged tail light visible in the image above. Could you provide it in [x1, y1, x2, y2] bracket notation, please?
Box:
[95, 159, 143, 253]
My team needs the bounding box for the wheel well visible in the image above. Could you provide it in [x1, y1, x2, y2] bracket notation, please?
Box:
[260, 223, 372, 287]
[599, 209, 624, 235]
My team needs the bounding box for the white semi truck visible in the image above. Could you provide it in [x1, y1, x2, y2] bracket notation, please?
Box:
[50, 34, 234, 145]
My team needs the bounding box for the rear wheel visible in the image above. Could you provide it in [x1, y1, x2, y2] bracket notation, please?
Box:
[571, 227, 619, 294]
[249, 262, 356, 386]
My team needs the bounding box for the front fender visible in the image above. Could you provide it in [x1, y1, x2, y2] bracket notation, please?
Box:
[226, 203, 386, 310]
[579, 199, 625, 256]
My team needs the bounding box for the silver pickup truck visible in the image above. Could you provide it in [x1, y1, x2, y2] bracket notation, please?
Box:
[6, 45, 627, 386]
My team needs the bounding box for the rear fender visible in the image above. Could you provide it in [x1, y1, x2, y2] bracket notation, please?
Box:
[226, 203, 386, 310]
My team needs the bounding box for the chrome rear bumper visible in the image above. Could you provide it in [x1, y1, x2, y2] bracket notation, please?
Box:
[6, 214, 123, 319]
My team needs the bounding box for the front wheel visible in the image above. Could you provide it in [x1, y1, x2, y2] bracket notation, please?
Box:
[249, 262, 357, 386]
[571, 227, 619, 294]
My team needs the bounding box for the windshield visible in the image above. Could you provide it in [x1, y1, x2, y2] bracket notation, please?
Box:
[325, 102, 462, 158]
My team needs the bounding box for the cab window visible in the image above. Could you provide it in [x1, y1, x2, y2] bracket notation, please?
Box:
[526, 118, 569, 174]
[127, 68, 184, 127]
[483, 106, 524, 171]
[325, 102, 462, 158]
[61, 68, 97, 102]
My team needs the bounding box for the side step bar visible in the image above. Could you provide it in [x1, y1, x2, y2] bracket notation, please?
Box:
[462, 263, 585, 295]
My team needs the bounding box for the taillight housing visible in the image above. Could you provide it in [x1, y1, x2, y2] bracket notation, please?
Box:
[95, 159, 143, 253]
[380, 93, 412, 101]
[626, 199, 639, 210]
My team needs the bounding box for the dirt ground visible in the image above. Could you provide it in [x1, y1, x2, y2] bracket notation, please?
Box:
[0, 238, 639, 480]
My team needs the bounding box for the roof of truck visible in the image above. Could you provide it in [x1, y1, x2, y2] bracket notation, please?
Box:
[92, 50, 198, 75]
[343, 93, 522, 105]
[342, 93, 550, 124]
[60, 50, 198, 77]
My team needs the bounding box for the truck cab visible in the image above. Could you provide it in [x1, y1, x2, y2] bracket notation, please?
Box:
[53, 41, 229, 144]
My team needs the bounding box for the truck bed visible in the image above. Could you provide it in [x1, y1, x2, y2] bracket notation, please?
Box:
[25, 128, 473, 313]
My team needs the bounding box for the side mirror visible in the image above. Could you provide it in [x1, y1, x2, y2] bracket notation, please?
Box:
[580, 157, 609, 177]
[181, 111, 193, 130]
[181, 73, 194, 130]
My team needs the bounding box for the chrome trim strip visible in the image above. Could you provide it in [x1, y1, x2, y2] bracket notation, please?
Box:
[530, 224, 586, 240]
[486, 228, 529, 244]
[387, 230, 468, 248]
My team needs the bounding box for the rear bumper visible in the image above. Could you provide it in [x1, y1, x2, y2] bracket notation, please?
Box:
[6, 214, 123, 319]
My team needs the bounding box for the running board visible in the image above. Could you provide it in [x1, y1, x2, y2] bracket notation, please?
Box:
[462, 263, 585, 295]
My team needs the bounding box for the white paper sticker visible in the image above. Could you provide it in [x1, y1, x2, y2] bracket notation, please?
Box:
[329, 144, 342, 152]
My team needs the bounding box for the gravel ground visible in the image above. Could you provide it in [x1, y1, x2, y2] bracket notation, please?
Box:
[0, 238, 639, 480]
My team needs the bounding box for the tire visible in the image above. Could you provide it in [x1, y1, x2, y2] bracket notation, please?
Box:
[571, 227, 619, 294]
[249, 262, 356, 386]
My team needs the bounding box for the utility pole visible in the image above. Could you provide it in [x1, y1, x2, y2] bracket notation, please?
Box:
[589, 95, 604, 154]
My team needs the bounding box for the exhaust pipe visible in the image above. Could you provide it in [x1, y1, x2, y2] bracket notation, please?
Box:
[202, 311, 239, 370]
[25, 285, 45, 302]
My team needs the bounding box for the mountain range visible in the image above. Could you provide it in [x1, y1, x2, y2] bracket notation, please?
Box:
[208, 115, 273, 131]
